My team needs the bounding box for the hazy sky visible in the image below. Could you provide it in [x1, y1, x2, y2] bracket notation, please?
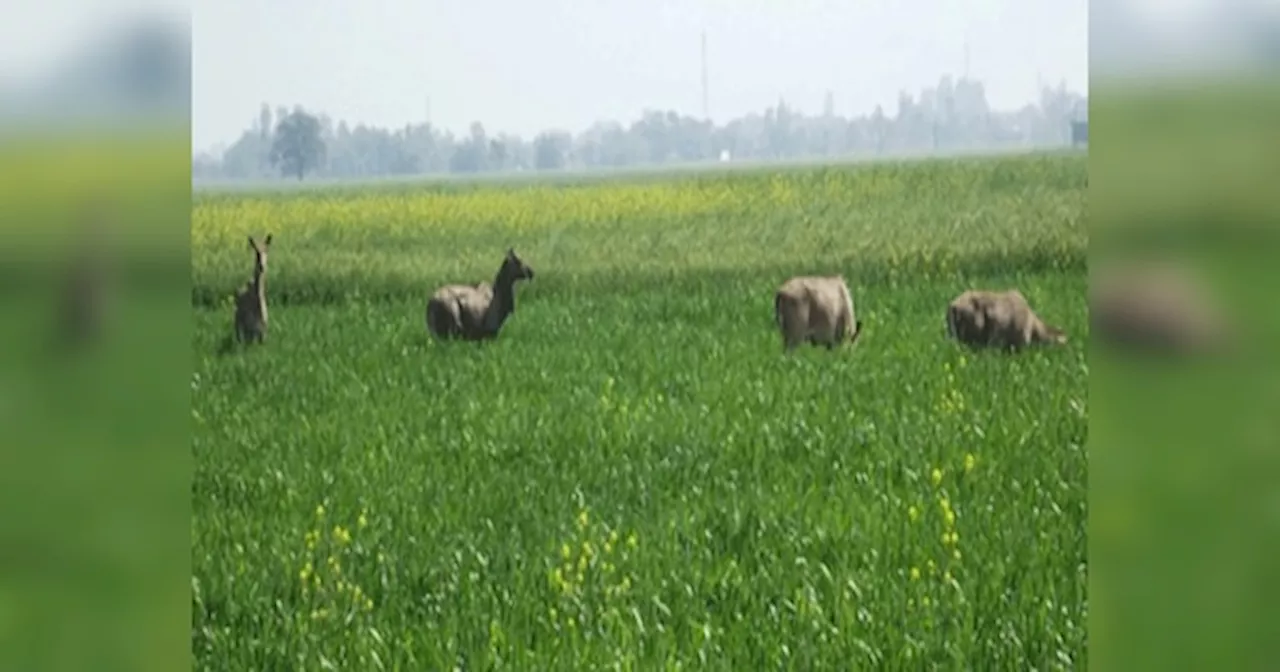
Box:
[192, 0, 1087, 153]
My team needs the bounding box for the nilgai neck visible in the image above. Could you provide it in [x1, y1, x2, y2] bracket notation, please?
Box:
[482, 264, 521, 335]
[252, 259, 267, 301]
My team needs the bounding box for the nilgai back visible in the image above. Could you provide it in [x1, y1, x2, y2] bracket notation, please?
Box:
[774, 275, 863, 352]
[945, 288, 1066, 351]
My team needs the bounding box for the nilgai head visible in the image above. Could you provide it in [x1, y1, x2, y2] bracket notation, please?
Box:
[1038, 323, 1069, 346]
[248, 234, 273, 276]
[501, 247, 535, 282]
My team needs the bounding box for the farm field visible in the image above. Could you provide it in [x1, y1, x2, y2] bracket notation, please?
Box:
[191, 154, 1088, 669]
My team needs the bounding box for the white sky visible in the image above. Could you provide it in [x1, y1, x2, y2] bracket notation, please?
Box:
[188, 0, 1088, 152]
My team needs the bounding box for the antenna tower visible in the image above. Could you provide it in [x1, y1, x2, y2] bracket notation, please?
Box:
[701, 30, 710, 120]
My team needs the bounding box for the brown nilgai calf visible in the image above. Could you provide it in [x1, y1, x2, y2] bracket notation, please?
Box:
[774, 274, 863, 352]
[945, 289, 1067, 352]
[426, 248, 535, 341]
[228, 234, 273, 349]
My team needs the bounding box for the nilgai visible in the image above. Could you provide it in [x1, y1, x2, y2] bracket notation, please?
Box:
[1090, 262, 1232, 355]
[774, 275, 863, 352]
[426, 248, 535, 341]
[57, 199, 114, 350]
[945, 289, 1067, 351]
[233, 234, 273, 345]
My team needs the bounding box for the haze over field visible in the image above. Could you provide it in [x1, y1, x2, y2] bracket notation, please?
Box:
[192, 0, 1089, 154]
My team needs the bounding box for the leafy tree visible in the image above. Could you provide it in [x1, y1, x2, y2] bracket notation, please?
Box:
[533, 131, 570, 170]
[269, 110, 326, 180]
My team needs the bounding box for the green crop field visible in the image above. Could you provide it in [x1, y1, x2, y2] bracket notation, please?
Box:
[191, 153, 1088, 669]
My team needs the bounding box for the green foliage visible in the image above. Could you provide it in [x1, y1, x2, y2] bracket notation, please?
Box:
[192, 153, 1087, 669]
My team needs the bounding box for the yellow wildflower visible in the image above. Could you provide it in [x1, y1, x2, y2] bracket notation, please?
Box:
[930, 468, 943, 486]
[332, 526, 351, 546]
[964, 453, 976, 473]
[909, 567, 920, 581]
[577, 509, 589, 530]
[907, 505, 920, 522]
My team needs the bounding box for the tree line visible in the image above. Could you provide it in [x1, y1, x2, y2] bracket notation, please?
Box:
[194, 75, 1087, 182]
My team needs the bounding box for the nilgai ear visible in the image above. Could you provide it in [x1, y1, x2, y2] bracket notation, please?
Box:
[264, 234, 274, 247]
[247, 236, 257, 250]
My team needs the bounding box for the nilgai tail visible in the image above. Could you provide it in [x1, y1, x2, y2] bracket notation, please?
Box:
[426, 248, 535, 342]
[774, 274, 862, 352]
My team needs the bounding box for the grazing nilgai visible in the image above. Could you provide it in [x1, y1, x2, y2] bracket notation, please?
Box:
[426, 248, 535, 341]
[233, 234, 273, 345]
[774, 275, 864, 352]
[945, 289, 1067, 351]
[1090, 263, 1233, 355]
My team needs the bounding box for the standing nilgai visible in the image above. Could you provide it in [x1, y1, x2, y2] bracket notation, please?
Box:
[945, 288, 1067, 351]
[233, 234, 273, 345]
[426, 248, 535, 341]
[774, 274, 864, 352]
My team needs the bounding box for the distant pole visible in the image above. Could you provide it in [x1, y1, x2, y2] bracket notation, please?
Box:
[701, 30, 710, 121]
